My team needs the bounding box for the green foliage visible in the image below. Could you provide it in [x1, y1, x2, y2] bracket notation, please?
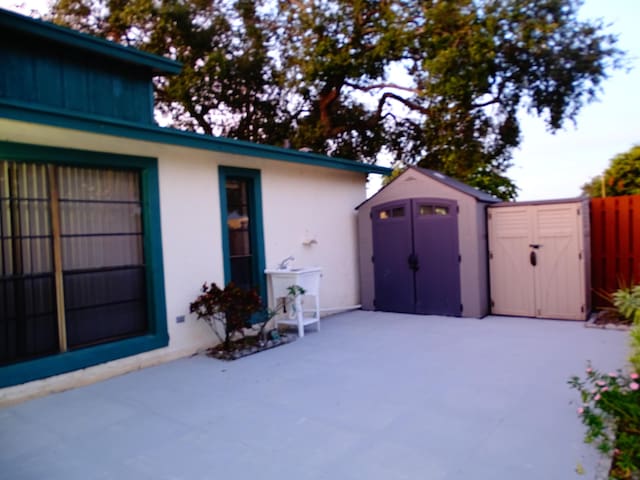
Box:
[189, 281, 263, 350]
[569, 366, 640, 479]
[612, 284, 640, 324]
[49, 0, 623, 200]
[582, 145, 640, 198]
[381, 164, 407, 186]
[631, 326, 640, 374]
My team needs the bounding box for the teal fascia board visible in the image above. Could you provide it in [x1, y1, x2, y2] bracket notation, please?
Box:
[0, 141, 169, 388]
[0, 99, 392, 176]
[0, 335, 168, 388]
[0, 8, 182, 75]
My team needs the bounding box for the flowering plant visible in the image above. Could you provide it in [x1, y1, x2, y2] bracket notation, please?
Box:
[569, 366, 640, 479]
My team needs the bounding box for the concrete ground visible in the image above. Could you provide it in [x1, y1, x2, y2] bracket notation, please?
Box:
[0, 311, 630, 480]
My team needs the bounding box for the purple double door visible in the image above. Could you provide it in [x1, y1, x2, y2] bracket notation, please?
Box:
[371, 198, 461, 316]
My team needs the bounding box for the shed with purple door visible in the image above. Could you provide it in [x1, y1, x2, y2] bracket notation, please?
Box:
[357, 167, 500, 318]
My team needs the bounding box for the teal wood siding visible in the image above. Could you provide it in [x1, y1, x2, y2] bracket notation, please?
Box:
[0, 33, 154, 124]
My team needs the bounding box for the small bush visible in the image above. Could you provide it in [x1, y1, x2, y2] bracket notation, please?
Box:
[189, 282, 263, 351]
[612, 284, 640, 324]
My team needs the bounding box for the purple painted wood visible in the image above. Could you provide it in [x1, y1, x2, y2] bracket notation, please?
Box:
[371, 198, 461, 316]
[372, 200, 415, 313]
[412, 199, 461, 316]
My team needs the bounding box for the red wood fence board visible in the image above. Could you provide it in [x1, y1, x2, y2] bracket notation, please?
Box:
[591, 194, 640, 308]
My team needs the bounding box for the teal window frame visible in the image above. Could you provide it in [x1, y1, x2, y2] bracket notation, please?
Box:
[0, 141, 168, 388]
[218, 166, 266, 306]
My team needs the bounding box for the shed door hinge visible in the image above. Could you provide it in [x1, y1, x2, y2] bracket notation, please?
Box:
[488, 212, 492, 220]
[458, 254, 461, 263]
[489, 252, 493, 260]
[371, 255, 375, 263]
[460, 303, 463, 313]
[491, 299, 494, 307]
[578, 252, 582, 260]
[370, 211, 373, 219]
[581, 305, 585, 313]
[577, 208, 580, 215]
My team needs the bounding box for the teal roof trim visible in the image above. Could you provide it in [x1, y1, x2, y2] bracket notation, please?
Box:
[0, 99, 391, 175]
[0, 8, 182, 75]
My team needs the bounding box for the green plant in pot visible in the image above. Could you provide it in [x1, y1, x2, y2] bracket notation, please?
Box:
[189, 282, 263, 352]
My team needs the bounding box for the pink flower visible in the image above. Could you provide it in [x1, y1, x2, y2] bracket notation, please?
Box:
[596, 380, 606, 386]
[630, 382, 639, 391]
[586, 367, 593, 374]
[601, 387, 609, 392]
[631, 373, 639, 380]
[577, 407, 584, 415]
[594, 393, 601, 401]
[609, 372, 618, 378]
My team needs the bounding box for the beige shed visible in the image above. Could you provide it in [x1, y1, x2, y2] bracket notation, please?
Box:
[487, 198, 591, 320]
[357, 167, 500, 318]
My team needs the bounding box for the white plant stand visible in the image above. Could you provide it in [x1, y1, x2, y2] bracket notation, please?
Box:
[264, 267, 322, 337]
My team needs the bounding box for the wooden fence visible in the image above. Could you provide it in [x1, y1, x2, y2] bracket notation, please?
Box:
[590, 194, 640, 307]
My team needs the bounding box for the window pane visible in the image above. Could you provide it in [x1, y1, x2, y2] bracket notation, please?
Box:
[0, 160, 58, 365]
[419, 205, 449, 216]
[57, 166, 147, 349]
[226, 178, 253, 290]
[378, 207, 404, 220]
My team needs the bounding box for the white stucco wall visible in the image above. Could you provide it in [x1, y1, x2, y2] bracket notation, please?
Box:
[0, 119, 366, 405]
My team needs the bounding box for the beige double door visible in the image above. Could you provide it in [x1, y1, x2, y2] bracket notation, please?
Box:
[488, 202, 587, 320]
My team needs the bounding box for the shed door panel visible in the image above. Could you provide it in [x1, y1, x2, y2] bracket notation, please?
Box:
[413, 199, 461, 315]
[372, 200, 414, 313]
[534, 205, 584, 319]
[489, 208, 536, 316]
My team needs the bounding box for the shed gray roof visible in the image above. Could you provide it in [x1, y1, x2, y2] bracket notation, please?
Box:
[356, 166, 500, 209]
[413, 167, 501, 203]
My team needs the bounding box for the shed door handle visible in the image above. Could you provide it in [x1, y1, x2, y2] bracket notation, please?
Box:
[530, 251, 537, 266]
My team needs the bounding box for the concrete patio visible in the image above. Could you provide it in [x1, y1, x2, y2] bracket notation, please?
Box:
[0, 311, 630, 480]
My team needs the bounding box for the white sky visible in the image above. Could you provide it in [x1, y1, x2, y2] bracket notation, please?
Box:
[1, 0, 638, 201]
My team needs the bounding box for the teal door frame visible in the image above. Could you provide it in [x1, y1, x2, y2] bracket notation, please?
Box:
[218, 166, 267, 303]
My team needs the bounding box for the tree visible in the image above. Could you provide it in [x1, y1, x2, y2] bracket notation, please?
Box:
[273, 0, 622, 199]
[49, 0, 623, 200]
[581, 145, 640, 197]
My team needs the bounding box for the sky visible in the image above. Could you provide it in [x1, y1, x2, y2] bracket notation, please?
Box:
[1, 0, 638, 201]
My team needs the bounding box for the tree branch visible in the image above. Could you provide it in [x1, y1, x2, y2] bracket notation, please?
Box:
[375, 91, 430, 119]
[345, 81, 421, 95]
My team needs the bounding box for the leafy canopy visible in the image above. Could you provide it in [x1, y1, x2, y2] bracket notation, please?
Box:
[581, 145, 640, 197]
[49, 0, 623, 200]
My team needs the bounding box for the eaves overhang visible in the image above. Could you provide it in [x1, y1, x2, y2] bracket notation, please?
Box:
[0, 99, 392, 176]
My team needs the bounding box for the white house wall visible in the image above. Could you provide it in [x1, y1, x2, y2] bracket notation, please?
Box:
[0, 119, 366, 405]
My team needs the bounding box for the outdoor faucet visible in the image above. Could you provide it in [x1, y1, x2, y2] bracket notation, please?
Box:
[278, 256, 295, 270]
